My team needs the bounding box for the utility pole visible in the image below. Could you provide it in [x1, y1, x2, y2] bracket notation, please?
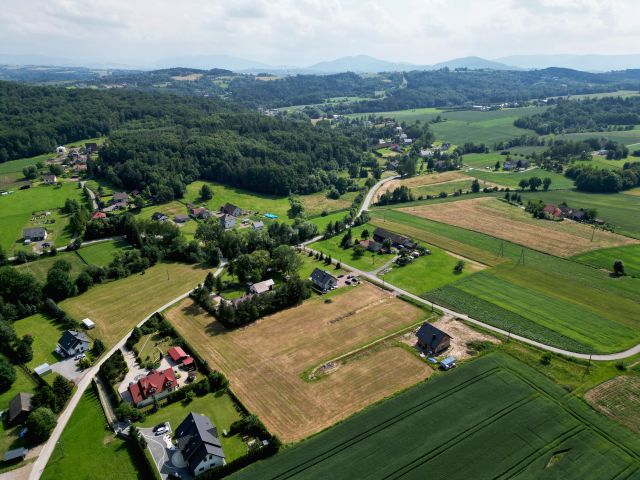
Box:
[591, 225, 596, 242]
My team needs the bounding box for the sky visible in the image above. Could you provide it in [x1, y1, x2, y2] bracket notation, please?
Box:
[0, 0, 638, 67]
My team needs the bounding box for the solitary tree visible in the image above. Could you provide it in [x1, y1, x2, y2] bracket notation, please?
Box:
[26, 407, 57, 444]
[613, 260, 625, 276]
[471, 179, 480, 193]
[518, 178, 529, 191]
[453, 260, 465, 274]
[200, 184, 213, 200]
[542, 177, 552, 191]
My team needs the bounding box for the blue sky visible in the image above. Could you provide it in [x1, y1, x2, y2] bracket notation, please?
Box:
[0, 0, 637, 66]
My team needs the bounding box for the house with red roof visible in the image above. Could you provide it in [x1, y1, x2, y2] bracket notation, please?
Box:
[543, 204, 562, 218]
[168, 347, 195, 370]
[92, 211, 107, 220]
[128, 368, 178, 407]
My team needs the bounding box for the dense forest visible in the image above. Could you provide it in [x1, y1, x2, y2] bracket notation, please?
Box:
[514, 97, 640, 134]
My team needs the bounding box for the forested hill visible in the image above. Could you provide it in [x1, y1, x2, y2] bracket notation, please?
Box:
[0, 80, 234, 161]
[514, 97, 640, 135]
[80, 67, 640, 112]
[0, 80, 366, 198]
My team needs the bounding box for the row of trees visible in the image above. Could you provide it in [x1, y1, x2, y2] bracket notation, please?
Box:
[566, 162, 640, 193]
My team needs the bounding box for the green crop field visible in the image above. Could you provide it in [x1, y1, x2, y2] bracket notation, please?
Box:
[231, 354, 640, 480]
[309, 224, 394, 272]
[377, 244, 479, 295]
[15, 251, 87, 282]
[13, 314, 67, 369]
[0, 182, 85, 252]
[573, 245, 640, 278]
[466, 167, 575, 190]
[77, 238, 132, 266]
[42, 390, 149, 480]
[138, 392, 247, 461]
[518, 190, 640, 239]
[546, 127, 640, 146]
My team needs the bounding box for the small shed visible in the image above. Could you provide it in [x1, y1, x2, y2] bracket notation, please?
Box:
[34, 363, 52, 377]
[3, 447, 28, 463]
[82, 318, 95, 330]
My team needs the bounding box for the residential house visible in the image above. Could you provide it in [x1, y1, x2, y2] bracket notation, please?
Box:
[415, 322, 452, 354]
[373, 227, 416, 249]
[359, 239, 383, 253]
[128, 368, 178, 407]
[220, 203, 242, 217]
[151, 212, 169, 222]
[85, 142, 99, 153]
[220, 214, 236, 230]
[92, 211, 107, 220]
[42, 174, 57, 185]
[190, 206, 211, 219]
[174, 214, 190, 224]
[112, 192, 129, 203]
[56, 330, 90, 357]
[175, 412, 226, 475]
[558, 205, 586, 221]
[56, 146, 67, 154]
[310, 268, 338, 292]
[252, 220, 265, 230]
[543, 204, 562, 218]
[7, 393, 33, 426]
[249, 279, 275, 295]
[23, 227, 47, 242]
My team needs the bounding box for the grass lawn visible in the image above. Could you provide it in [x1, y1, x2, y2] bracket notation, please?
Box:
[546, 127, 640, 146]
[60, 262, 210, 347]
[378, 244, 481, 295]
[0, 182, 85, 252]
[307, 210, 351, 232]
[308, 224, 395, 272]
[572, 244, 640, 278]
[76, 238, 132, 266]
[15, 251, 87, 282]
[231, 353, 640, 480]
[465, 167, 574, 190]
[42, 389, 148, 480]
[13, 314, 66, 369]
[518, 189, 640, 239]
[139, 392, 247, 461]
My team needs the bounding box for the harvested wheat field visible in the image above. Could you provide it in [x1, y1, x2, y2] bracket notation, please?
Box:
[585, 376, 640, 433]
[375, 171, 471, 200]
[165, 283, 431, 442]
[400, 197, 638, 257]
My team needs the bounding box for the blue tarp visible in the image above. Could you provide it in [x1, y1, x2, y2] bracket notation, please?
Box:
[264, 213, 278, 219]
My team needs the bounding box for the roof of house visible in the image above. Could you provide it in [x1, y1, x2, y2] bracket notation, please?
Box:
[128, 368, 177, 405]
[182, 357, 195, 366]
[92, 211, 107, 219]
[251, 278, 275, 294]
[252, 221, 264, 229]
[175, 412, 225, 470]
[8, 393, 32, 424]
[191, 207, 207, 216]
[373, 227, 415, 247]
[42, 174, 57, 180]
[3, 447, 28, 463]
[416, 322, 452, 349]
[57, 330, 90, 352]
[167, 346, 188, 362]
[112, 192, 128, 202]
[220, 213, 236, 224]
[34, 363, 51, 375]
[311, 268, 337, 288]
[174, 214, 190, 222]
[221, 203, 241, 215]
[359, 239, 382, 251]
[23, 227, 46, 238]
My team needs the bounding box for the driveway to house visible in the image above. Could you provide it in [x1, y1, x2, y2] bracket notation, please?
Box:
[139, 425, 192, 480]
[50, 357, 87, 384]
[358, 174, 400, 217]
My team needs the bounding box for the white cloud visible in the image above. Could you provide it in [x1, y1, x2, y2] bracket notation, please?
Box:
[0, 0, 638, 66]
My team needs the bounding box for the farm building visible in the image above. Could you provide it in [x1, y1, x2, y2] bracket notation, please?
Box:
[128, 368, 178, 407]
[7, 392, 33, 426]
[221, 203, 242, 217]
[56, 330, 90, 357]
[249, 279, 275, 295]
[310, 268, 338, 292]
[168, 346, 189, 363]
[81, 318, 95, 329]
[175, 412, 226, 475]
[23, 227, 47, 242]
[174, 214, 190, 223]
[220, 214, 236, 230]
[373, 227, 416, 250]
[415, 322, 452, 354]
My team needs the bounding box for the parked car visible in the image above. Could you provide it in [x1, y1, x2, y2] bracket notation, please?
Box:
[74, 353, 86, 360]
[168, 473, 182, 479]
[155, 424, 169, 435]
[152, 422, 167, 433]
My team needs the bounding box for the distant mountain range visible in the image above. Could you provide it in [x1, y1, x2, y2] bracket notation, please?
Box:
[2, 52, 640, 74]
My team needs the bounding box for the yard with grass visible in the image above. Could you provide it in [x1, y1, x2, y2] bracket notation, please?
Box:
[231, 353, 640, 480]
[60, 262, 209, 347]
[13, 314, 67, 369]
[165, 282, 431, 442]
[76, 238, 132, 266]
[138, 392, 247, 461]
[42, 389, 149, 480]
[15, 251, 87, 282]
[308, 224, 395, 272]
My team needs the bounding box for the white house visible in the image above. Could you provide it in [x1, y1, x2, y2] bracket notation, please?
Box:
[42, 174, 57, 185]
[56, 330, 90, 357]
[175, 412, 226, 476]
[249, 278, 275, 295]
[56, 146, 67, 154]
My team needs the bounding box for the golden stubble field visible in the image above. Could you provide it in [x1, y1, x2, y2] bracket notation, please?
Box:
[400, 197, 638, 257]
[165, 283, 431, 442]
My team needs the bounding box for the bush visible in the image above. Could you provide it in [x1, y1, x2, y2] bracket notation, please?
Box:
[0, 357, 16, 392]
[540, 353, 552, 365]
[92, 338, 105, 356]
[26, 407, 57, 444]
[115, 402, 145, 422]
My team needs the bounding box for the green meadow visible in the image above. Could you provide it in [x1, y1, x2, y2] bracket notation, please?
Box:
[573, 244, 640, 278]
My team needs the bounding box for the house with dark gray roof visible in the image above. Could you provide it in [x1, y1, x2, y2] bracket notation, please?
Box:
[56, 330, 90, 357]
[220, 203, 242, 217]
[415, 322, 452, 354]
[23, 227, 47, 242]
[310, 268, 338, 292]
[373, 227, 416, 250]
[220, 214, 236, 230]
[175, 412, 226, 475]
[8, 392, 32, 426]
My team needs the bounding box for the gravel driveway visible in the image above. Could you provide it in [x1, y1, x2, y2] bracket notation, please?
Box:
[139, 424, 192, 480]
